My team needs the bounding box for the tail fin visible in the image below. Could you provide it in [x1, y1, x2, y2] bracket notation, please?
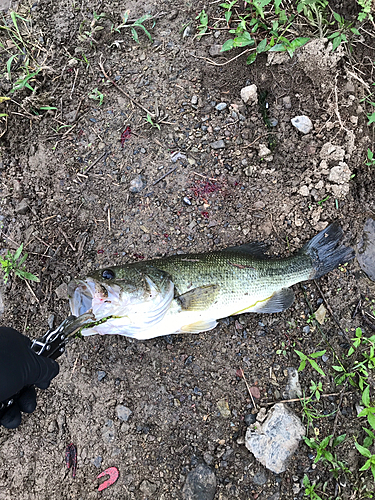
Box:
[302, 222, 354, 279]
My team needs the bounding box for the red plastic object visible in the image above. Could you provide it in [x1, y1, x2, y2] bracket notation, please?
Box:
[121, 126, 131, 147]
[97, 467, 119, 492]
[65, 443, 77, 479]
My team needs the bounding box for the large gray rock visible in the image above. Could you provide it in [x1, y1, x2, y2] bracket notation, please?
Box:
[357, 218, 375, 281]
[182, 464, 216, 500]
[245, 403, 305, 474]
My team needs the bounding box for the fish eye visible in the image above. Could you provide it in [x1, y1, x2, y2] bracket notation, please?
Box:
[102, 269, 115, 280]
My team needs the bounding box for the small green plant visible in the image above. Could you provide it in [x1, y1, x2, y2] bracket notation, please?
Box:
[355, 428, 375, 480]
[276, 340, 287, 356]
[88, 88, 104, 105]
[295, 349, 326, 377]
[111, 10, 153, 42]
[317, 195, 330, 206]
[326, 11, 361, 51]
[357, 0, 373, 22]
[0, 244, 39, 284]
[309, 380, 323, 400]
[195, 9, 209, 39]
[303, 474, 322, 500]
[219, 0, 309, 65]
[78, 11, 105, 44]
[145, 112, 160, 130]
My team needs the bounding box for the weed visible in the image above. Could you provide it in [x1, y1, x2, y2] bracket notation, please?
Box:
[317, 195, 330, 206]
[78, 11, 105, 44]
[365, 149, 375, 167]
[88, 88, 104, 106]
[355, 428, 375, 480]
[357, 0, 374, 22]
[145, 113, 160, 130]
[295, 349, 326, 377]
[276, 340, 287, 356]
[219, 0, 309, 65]
[196, 10, 209, 39]
[302, 474, 322, 500]
[111, 10, 153, 43]
[0, 244, 39, 284]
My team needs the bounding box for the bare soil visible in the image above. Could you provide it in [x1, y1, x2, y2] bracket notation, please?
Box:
[0, 1, 375, 499]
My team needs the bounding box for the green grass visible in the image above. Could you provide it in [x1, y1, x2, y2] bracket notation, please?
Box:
[0, 244, 39, 284]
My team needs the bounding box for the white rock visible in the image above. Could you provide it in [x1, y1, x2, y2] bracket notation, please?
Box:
[258, 143, 272, 158]
[320, 143, 345, 162]
[241, 84, 258, 105]
[331, 183, 350, 198]
[291, 115, 313, 134]
[328, 163, 352, 184]
[245, 403, 305, 474]
[298, 185, 309, 196]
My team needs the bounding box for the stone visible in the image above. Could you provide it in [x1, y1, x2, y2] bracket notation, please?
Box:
[240, 84, 258, 105]
[102, 420, 115, 444]
[209, 44, 223, 57]
[116, 405, 132, 422]
[314, 303, 327, 325]
[258, 143, 272, 158]
[97, 370, 106, 381]
[291, 115, 313, 134]
[215, 102, 227, 111]
[283, 367, 302, 399]
[15, 199, 29, 215]
[140, 479, 157, 496]
[282, 96, 291, 109]
[328, 163, 352, 184]
[54, 283, 68, 300]
[298, 185, 309, 196]
[253, 469, 267, 485]
[129, 175, 144, 193]
[320, 142, 345, 163]
[245, 403, 305, 474]
[182, 464, 216, 500]
[210, 140, 225, 150]
[217, 399, 231, 419]
[357, 218, 375, 281]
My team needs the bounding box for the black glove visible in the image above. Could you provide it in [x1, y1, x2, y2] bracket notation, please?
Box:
[0, 327, 59, 429]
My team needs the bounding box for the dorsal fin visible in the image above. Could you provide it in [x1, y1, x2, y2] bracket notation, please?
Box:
[223, 242, 269, 259]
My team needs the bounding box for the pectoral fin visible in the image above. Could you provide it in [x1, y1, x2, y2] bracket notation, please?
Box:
[178, 285, 220, 311]
[179, 319, 218, 333]
[252, 288, 295, 313]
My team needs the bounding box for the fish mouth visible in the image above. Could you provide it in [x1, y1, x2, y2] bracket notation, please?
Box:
[68, 279, 124, 319]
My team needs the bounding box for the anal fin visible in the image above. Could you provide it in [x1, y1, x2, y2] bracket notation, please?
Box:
[179, 319, 218, 333]
[252, 288, 295, 313]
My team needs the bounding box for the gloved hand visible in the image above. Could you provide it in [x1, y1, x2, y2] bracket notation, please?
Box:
[0, 327, 59, 429]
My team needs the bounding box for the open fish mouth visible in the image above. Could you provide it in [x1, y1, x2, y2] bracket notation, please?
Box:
[68, 279, 125, 320]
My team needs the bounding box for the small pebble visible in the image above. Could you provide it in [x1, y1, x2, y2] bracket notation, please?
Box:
[269, 118, 278, 127]
[183, 197, 192, 205]
[210, 140, 225, 150]
[291, 115, 313, 134]
[322, 354, 329, 362]
[191, 95, 198, 105]
[91, 456, 103, 468]
[282, 96, 291, 109]
[116, 405, 133, 422]
[129, 175, 144, 193]
[303, 326, 310, 334]
[97, 371, 106, 381]
[244, 413, 256, 426]
[215, 102, 227, 111]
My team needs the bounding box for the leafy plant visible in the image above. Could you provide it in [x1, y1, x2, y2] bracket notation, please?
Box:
[0, 244, 39, 284]
[295, 349, 326, 377]
[326, 11, 361, 51]
[219, 0, 309, 65]
[196, 9, 209, 39]
[355, 428, 375, 480]
[365, 149, 375, 167]
[357, 0, 373, 22]
[78, 11, 105, 44]
[88, 88, 104, 105]
[111, 10, 153, 42]
[145, 112, 160, 130]
[303, 474, 322, 500]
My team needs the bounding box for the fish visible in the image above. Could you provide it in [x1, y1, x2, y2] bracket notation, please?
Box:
[68, 222, 354, 340]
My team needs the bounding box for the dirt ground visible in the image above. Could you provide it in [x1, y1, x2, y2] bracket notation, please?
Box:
[0, 0, 375, 499]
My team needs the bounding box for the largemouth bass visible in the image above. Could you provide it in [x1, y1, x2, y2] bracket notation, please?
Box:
[68, 223, 354, 339]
